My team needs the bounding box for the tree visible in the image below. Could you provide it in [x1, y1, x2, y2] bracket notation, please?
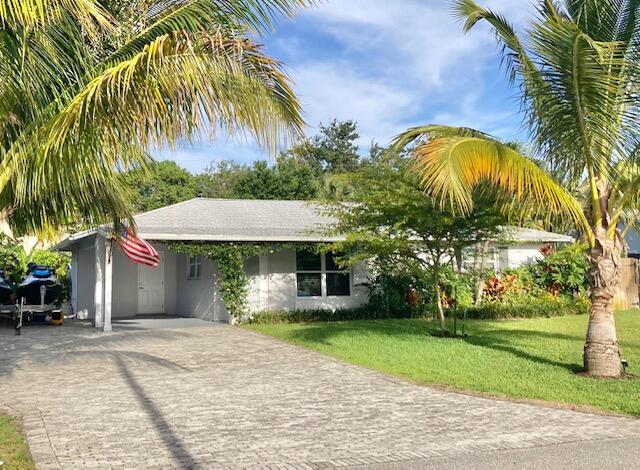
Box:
[325, 152, 506, 336]
[125, 161, 198, 212]
[0, 0, 307, 235]
[283, 120, 361, 173]
[393, 0, 640, 376]
[198, 155, 322, 200]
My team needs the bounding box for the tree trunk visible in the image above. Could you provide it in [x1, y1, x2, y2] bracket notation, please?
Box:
[433, 279, 446, 336]
[584, 227, 623, 377]
[474, 240, 490, 306]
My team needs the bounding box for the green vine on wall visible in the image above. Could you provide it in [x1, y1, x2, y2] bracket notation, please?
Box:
[167, 241, 323, 320]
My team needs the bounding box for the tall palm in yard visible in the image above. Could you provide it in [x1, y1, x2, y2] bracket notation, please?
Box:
[394, 0, 640, 377]
[0, 0, 306, 234]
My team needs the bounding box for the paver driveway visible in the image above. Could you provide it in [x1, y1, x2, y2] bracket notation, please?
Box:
[1, 320, 639, 469]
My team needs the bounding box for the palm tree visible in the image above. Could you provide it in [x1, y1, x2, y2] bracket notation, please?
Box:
[0, 0, 307, 234]
[393, 0, 640, 377]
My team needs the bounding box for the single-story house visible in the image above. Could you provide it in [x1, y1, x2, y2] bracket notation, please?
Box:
[54, 198, 574, 331]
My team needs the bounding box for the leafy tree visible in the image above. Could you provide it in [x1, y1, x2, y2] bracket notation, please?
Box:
[393, 0, 640, 376]
[325, 152, 506, 336]
[125, 161, 198, 212]
[196, 161, 250, 199]
[0, 0, 307, 236]
[198, 155, 322, 200]
[283, 120, 361, 173]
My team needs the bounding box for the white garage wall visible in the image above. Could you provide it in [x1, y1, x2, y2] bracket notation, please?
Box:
[175, 253, 230, 322]
[75, 237, 97, 320]
[110, 242, 176, 317]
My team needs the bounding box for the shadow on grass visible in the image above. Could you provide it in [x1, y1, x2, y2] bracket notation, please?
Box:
[279, 319, 583, 372]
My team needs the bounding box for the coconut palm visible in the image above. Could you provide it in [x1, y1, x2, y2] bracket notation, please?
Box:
[393, 0, 640, 377]
[0, 0, 307, 234]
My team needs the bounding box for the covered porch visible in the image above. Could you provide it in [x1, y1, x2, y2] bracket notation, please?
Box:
[63, 230, 231, 332]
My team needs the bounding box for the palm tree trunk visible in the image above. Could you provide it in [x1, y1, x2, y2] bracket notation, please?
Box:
[584, 228, 623, 377]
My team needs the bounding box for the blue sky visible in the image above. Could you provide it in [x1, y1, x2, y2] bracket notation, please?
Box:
[156, 0, 534, 173]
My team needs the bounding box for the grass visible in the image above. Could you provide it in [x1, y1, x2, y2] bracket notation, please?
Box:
[0, 414, 34, 469]
[248, 310, 640, 416]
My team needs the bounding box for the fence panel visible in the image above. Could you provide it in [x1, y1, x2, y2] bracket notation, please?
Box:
[614, 258, 639, 310]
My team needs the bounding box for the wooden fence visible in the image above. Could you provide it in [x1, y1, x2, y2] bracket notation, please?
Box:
[614, 258, 640, 310]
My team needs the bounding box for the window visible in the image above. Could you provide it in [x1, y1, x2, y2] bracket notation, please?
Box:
[296, 250, 322, 297]
[462, 246, 499, 272]
[187, 255, 202, 280]
[296, 250, 351, 297]
[325, 252, 350, 296]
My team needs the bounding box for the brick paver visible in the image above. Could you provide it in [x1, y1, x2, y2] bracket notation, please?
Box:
[0, 320, 639, 469]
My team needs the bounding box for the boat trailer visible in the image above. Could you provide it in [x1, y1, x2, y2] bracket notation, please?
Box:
[0, 285, 62, 335]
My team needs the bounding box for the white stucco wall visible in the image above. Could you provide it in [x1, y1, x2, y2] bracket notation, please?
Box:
[75, 237, 97, 320]
[174, 253, 230, 322]
[244, 249, 369, 312]
[500, 243, 547, 269]
[71, 241, 375, 323]
[72, 238, 177, 319]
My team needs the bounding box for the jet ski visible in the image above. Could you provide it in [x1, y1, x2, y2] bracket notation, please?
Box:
[0, 270, 14, 304]
[17, 264, 62, 306]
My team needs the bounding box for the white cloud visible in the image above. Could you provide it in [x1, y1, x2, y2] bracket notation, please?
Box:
[291, 61, 417, 147]
[164, 0, 535, 171]
[302, 0, 532, 87]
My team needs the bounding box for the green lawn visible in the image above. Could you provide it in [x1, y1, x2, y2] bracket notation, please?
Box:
[0, 414, 34, 469]
[248, 310, 640, 416]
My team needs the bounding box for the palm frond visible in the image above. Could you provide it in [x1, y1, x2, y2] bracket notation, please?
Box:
[0, 0, 112, 33]
[398, 133, 589, 236]
[0, 29, 304, 233]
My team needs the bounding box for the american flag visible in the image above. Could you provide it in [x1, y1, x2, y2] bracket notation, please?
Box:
[114, 227, 160, 267]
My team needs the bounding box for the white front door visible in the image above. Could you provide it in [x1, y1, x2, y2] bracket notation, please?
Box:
[137, 252, 165, 314]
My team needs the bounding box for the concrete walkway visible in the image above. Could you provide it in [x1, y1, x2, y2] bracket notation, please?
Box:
[0, 319, 639, 469]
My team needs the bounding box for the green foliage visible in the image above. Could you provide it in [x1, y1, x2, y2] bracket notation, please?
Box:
[125, 161, 199, 212]
[29, 249, 72, 300]
[0, 414, 34, 470]
[366, 273, 430, 318]
[199, 156, 322, 200]
[197, 120, 365, 202]
[530, 243, 589, 295]
[243, 307, 399, 325]
[167, 242, 269, 319]
[438, 267, 475, 309]
[0, 236, 27, 284]
[463, 294, 590, 320]
[326, 151, 507, 330]
[0, 0, 307, 235]
[167, 241, 321, 319]
[284, 119, 361, 173]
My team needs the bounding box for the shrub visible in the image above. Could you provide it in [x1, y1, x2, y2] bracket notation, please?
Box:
[530, 242, 589, 296]
[462, 293, 589, 320]
[438, 267, 475, 309]
[0, 237, 27, 284]
[243, 306, 419, 325]
[366, 273, 430, 318]
[29, 249, 71, 300]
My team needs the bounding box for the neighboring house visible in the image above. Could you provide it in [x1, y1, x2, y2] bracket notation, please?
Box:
[54, 198, 573, 330]
[625, 228, 640, 258]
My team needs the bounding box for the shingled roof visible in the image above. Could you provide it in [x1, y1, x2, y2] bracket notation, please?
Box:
[55, 198, 574, 248]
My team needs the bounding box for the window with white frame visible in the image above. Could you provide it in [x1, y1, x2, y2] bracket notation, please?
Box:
[296, 249, 351, 297]
[187, 255, 202, 280]
[462, 246, 499, 272]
